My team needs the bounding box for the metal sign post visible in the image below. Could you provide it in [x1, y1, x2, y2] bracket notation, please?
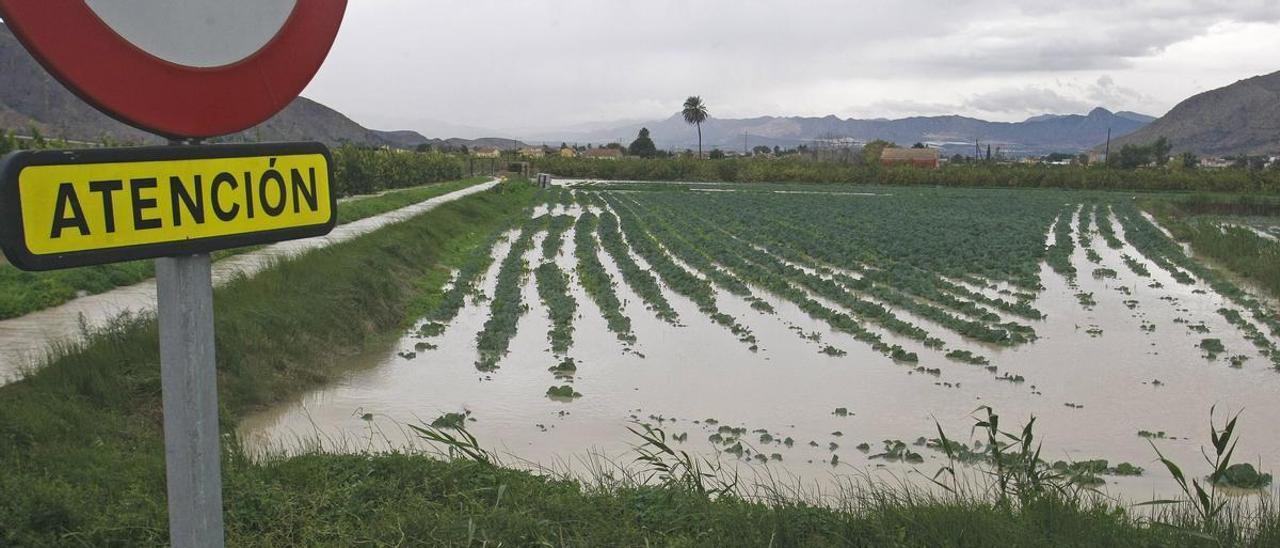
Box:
[157, 252, 224, 548]
[155, 138, 223, 548]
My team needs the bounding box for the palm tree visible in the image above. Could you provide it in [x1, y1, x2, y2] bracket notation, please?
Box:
[682, 96, 709, 158]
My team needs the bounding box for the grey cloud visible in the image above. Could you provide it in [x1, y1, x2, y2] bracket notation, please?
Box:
[309, 0, 1280, 134]
[963, 87, 1093, 115]
[1085, 75, 1151, 106]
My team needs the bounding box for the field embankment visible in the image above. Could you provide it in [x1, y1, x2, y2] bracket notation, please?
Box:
[0, 177, 489, 320]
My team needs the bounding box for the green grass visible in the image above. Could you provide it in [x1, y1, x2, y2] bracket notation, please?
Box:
[219, 454, 1267, 547]
[1142, 196, 1280, 299]
[2, 179, 1279, 545]
[0, 177, 490, 320]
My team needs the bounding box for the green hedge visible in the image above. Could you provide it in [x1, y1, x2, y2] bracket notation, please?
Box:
[331, 146, 465, 197]
[534, 156, 1280, 194]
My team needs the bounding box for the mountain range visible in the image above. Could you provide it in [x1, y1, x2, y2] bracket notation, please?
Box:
[1109, 70, 1280, 157]
[8, 20, 1280, 159]
[529, 109, 1156, 157]
[0, 23, 525, 151]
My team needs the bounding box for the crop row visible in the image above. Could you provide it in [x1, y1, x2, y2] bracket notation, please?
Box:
[595, 211, 680, 324]
[642, 202, 941, 346]
[573, 213, 636, 345]
[534, 262, 576, 355]
[679, 190, 1053, 290]
[1044, 207, 1077, 282]
[609, 194, 921, 362]
[1115, 205, 1280, 367]
[636, 190, 1049, 320]
[715, 201, 1028, 325]
[1094, 205, 1125, 249]
[602, 197, 757, 346]
[1077, 206, 1103, 264]
[418, 220, 521, 337]
[1113, 207, 1197, 285]
[474, 215, 544, 370]
[1077, 204, 1094, 248]
[631, 192, 1036, 346]
[609, 192, 1017, 361]
[541, 215, 575, 259]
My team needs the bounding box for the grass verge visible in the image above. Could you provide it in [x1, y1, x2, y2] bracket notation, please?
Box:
[0, 177, 492, 320]
[335, 176, 489, 224]
[1142, 196, 1280, 299]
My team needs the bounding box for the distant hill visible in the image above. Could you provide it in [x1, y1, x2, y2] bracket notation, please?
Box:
[536, 107, 1153, 157]
[1108, 71, 1280, 157]
[0, 23, 442, 148]
[1114, 111, 1157, 124]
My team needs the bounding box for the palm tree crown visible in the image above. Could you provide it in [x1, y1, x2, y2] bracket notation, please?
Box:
[682, 96, 708, 125]
[682, 96, 708, 158]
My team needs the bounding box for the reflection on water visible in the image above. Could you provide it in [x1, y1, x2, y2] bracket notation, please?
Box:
[240, 186, 1280, 504]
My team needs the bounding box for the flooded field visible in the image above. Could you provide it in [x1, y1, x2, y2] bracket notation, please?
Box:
[241, 182, 1280, 503]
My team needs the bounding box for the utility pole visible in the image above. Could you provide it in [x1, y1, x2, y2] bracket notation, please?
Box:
[1104, 127, 1112, 169]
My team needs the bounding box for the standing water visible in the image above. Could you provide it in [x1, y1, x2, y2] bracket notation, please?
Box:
[241, 183, 1280, 503]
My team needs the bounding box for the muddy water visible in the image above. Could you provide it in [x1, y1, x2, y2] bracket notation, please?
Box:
[0, 179, 500, 385]
[241, 189, 1280, 504]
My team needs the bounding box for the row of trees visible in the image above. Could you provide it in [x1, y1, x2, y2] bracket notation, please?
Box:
[0, 126, 63, 155]
[533, 155, 1280, 194]
[0, 130, 20, 155]
[1111, 137, 1174, 169]
[0, 126, 465, 198]
[1110, 137, 1280, 171]
[644, 96, 1280, 175]
[330, 145, 465, 197]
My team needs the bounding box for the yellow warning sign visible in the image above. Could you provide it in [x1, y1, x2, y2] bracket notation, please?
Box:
[0, 142, 336, 271]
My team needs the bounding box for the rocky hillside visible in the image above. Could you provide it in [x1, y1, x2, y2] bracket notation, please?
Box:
[0, 23, 428, 147]
[1108, 70, 1280, 156]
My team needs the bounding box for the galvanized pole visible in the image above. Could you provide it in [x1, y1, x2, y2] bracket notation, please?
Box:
[158, 139, 225, 548]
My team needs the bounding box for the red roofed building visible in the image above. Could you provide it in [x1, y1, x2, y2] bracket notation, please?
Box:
[581, 148, 624, 160]
[880, 147, 939, 168]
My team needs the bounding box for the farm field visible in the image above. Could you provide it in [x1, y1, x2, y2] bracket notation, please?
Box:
[242, 181, 1280, 502]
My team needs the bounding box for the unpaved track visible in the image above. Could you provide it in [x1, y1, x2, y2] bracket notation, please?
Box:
[0, 179, 500, 385]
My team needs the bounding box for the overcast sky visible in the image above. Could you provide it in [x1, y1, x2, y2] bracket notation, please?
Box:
[302, 0, 1280, 138]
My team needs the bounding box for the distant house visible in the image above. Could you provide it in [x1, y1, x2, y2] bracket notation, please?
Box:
[1200, 157, 1233, 169]
[472, 147, 501, 159]
[519, 147, 545, 159]
[581, 148, 624, 160]
[559, 147, 577, 158]
[880, 147, 939, 168]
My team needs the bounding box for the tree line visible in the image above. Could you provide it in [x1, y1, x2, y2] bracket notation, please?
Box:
[0, 126, 465, 199]
[533, 155, 1280, 194]
[329, 145, 464, 197]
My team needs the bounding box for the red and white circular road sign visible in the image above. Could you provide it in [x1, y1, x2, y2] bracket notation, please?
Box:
[0, 0, 347, 139]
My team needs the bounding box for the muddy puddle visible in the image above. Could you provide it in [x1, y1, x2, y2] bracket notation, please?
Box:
[240, 188, 1280, 504]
